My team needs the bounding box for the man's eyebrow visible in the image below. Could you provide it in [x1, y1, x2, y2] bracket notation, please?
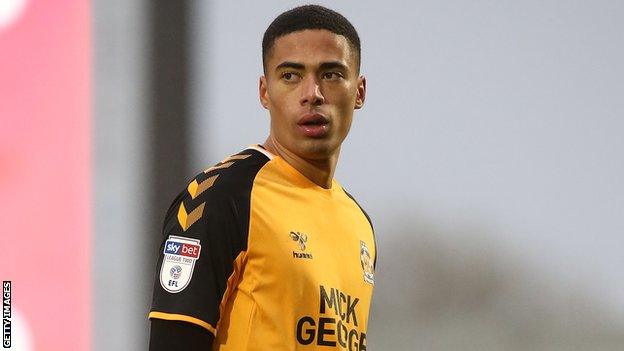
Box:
[275, 61, 305, 71]
[274, 61, 349, 72]
[319, 61, 348, 71]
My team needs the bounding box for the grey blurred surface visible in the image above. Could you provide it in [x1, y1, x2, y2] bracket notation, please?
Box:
[95, 0, 624, 350]
[190, 0, 624, 349]
[93, 1, 150, 350]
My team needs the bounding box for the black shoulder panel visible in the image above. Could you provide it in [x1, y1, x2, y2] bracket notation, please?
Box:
[160, 148, 270, 250]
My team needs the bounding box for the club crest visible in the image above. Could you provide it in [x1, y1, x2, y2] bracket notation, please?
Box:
[360, 241, 374, 285]
[159, 235, 201, 293]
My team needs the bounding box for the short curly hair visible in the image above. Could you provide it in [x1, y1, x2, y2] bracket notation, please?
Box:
[262, 5, 361, 73]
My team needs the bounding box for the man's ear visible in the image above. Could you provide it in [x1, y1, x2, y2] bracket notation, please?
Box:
[259, 76, 269, 109]
[354, 75, 366, 109]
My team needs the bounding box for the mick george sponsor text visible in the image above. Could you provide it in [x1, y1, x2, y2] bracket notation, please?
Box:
[296, 285, 367, 350]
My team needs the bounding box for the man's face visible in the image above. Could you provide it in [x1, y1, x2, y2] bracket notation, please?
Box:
[260, 29, 366, 160]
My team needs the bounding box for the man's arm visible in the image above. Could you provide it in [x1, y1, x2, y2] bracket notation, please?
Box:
[149, 319, 214, 351]
[148, 149, 267, 349]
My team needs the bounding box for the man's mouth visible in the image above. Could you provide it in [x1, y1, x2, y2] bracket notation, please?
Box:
[298, 113, 329, 126]
[297, 113, 330, 138]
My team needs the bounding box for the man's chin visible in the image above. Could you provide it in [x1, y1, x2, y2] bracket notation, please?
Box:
[294, 140, 338, 160]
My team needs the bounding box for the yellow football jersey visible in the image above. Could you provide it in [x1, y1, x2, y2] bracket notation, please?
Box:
[150, 145, 376, 350]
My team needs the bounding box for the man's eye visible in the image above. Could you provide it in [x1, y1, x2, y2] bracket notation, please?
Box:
[322, 72, 343, 80]
[282, 72, 300, 81]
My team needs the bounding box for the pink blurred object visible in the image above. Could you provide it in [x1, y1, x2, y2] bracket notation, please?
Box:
[0, 0, 91, 350]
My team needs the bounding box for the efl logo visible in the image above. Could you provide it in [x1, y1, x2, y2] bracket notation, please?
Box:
[160, 236, 201, 293]
[164, 239, 201, 259]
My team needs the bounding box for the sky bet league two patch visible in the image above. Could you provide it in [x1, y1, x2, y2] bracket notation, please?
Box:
[159, 235, 202, 293]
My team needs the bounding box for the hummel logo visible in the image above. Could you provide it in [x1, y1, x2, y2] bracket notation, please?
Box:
[290, 231, 313, 260]
[289, 231, 308, 251]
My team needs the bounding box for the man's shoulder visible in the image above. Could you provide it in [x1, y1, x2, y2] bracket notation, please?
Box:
[161, 147, 271, 231]
[186, 146, 271, 204]
[342, 187, 374, 232]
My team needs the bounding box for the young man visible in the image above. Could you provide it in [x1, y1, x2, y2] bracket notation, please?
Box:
[149, 5, 376, 350]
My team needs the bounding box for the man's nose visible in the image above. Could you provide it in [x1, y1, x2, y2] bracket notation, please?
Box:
[300, 76, 324, 106]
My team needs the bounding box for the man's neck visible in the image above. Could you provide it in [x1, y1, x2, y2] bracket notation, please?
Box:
[262, 137, 339, 189]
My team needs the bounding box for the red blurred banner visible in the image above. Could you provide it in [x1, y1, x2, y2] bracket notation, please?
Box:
[0, 0, 91, 350]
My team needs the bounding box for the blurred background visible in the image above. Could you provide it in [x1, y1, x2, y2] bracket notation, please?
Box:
[1, 0, 623, 350]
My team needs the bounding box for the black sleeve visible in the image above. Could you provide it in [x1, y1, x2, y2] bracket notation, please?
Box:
[148, 150, 267, 338]
[149, 319, 214, 351]
[149, 189, 245, 334]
